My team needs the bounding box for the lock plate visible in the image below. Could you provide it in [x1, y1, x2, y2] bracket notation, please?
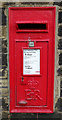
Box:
[29, 41, 34, 47]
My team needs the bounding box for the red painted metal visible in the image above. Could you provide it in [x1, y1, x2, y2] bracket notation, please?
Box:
[9, 7, 56, 113]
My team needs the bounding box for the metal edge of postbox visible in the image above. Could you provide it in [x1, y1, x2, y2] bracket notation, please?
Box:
[54, 5, 59, 112]
[7, 6, 58, 113]
[6, 7, 9, 113]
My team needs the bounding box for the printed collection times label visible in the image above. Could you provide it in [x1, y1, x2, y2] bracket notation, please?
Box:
[23, 49, 40, 75]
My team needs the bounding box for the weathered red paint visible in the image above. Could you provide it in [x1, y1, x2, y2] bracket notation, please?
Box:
[9, 7, 56, 113]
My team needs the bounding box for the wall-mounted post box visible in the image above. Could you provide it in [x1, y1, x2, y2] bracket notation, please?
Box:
[9, 7, 57, 113]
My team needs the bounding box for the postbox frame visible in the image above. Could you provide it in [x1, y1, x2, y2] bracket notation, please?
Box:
[8, 6, 58, 113]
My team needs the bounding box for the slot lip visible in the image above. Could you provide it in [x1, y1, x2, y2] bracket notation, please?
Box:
[16, 21, 48, 24]
[16, 21, 48, 33]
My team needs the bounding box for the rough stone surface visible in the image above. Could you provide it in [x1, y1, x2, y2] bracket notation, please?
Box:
[54, 2, 62, 6]
[58, 39, 62, 49]
[59, 53, 62, 65]
[58, 26, 62, 37]
[57, 68, 62, 76]
[58, 12, 62, 23]
[2, 8, 6, 25]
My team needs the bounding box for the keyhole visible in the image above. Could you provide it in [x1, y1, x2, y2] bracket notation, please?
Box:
[22, 77, 24, 82]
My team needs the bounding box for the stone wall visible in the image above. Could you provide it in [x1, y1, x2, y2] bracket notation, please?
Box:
[0, 1, 62, 119]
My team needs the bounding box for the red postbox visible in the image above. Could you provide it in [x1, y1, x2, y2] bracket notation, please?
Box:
[9, 7, 56, 113]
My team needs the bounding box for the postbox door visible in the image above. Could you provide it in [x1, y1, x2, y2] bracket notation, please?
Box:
[15, 40, 48, 107]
